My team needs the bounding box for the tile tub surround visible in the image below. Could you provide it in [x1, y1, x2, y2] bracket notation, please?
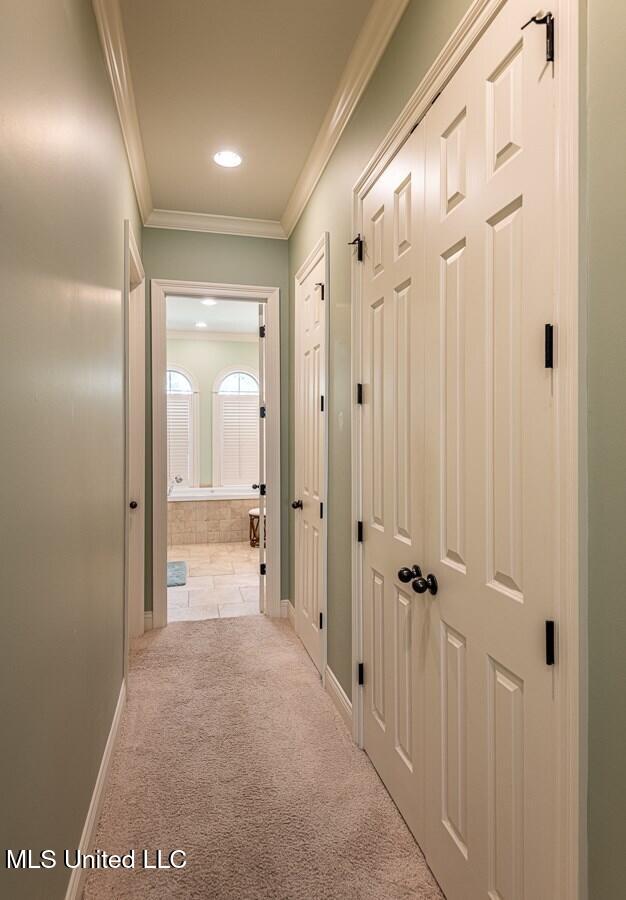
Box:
[167, 498, 255, 545]
[167, 542, 260, 622]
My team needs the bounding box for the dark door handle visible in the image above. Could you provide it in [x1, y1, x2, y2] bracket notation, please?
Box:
[291, 499, 303, 510]
[398, 565, 422, 584]
[129, 500, 138, 510]
[252, 484, 260, 490]
[413, 573, 438, 596]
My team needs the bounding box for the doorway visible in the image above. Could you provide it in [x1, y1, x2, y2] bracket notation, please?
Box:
[124, 222, 146, 666]
[151, 280, 281, 627]
[352, 1, 580, 898]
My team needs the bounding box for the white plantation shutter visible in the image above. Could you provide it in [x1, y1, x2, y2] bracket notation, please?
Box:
[167, 392, 194, 485]
[218, 393, 259, 486]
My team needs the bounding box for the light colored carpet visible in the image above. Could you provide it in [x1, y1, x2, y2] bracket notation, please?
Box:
[85, 617, 443, 900]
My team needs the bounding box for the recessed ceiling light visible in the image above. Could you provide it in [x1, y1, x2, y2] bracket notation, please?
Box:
[213, 150, 242, 168]
[195, 321, 208, 328]
[201, 298, 218, 306]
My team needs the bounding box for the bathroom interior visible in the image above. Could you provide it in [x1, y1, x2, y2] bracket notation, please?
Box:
[166, 294, 262, 622]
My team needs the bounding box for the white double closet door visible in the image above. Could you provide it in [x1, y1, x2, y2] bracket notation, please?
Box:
[361, 2, 558, 898]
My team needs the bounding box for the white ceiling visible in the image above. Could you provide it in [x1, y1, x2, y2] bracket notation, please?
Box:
[120, 0, 375, 222]
[166, 295, 259, 334]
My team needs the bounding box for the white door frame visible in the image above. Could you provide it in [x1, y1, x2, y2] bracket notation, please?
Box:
[123, 221, 145, 680]
[294, 232, 330, 679]
[350, 1, 583, 898]
[151, 279, 282, 625]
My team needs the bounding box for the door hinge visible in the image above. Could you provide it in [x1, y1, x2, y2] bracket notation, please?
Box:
[410, 89, 442, 134]
[259, 324, 266, 338]
[358, 662, 364, 686]
[320, 502, 324, 519]
[522, 11, 554, 63]
[260, 405, 267, 418]
[545, 323, 554, 369]
[260, 562, 267, 576]
[356, 383, 363, 404]
[348, 233, 364, 262]
[259, 483, 266, 496]
[357, 520, 364, 543]
[319, 611, 323, 629]
[545, 620, 556, 666]
[320, 395, 324, 412]
[315, 282, 325, 300]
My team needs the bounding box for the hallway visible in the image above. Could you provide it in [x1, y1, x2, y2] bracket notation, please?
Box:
[85, 618, 442, 899]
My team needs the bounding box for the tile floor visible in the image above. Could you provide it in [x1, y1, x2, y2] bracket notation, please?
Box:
[167, 541, 260, 622]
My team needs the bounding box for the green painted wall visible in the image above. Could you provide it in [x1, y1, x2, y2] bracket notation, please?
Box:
[167, 337, 259, 485]
[586, 0, 626, 895]
[0, 2, 141, 898]
[142, 228, 290, 606]
[288, 0, 473, 697]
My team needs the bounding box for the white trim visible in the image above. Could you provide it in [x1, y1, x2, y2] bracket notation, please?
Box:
[146, 208, 286, 240]
[167, 330, 258, 343]
[144, 611, 153, 631]
[280, 599, 291, 619]
[152, 279, 282, 625]
[293, 234, 329, 679]
[553, 4, 584, 897]
[123, 221, 145, 679]
[281, 0, 410, 236]
[92, 0, 152, 222]
[350, 2, 581, 898]
[94, 0, 407, 239]
[212, 365, 260, 488]
[64, 681, 126, 900]
[324, 666, 353, 733]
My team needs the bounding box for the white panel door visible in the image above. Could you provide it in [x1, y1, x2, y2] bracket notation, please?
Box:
[421, 2, 557, 898]
[361, 129, 426, 839]
[128, 278, 145, 640]
[294, 241, 327, 672]
[258, 303, 266, 614]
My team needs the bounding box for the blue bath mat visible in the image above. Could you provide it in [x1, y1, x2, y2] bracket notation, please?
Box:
[167, 561, 187, 587]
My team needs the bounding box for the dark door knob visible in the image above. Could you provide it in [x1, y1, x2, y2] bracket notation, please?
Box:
[129, 500, 138, 509]
[398, 565, 422, 584]
[291, 499, 303, 510]
[252, 483, 260, 490]
[413, 573, 438, 596]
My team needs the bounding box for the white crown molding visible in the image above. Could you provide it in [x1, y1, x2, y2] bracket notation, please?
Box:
[94, 0, 407, 240]
[146, 208, 287, 240]
[280, 0, 410, 237]
[92, 0, 153, 222]
[167, 330, 258, 343]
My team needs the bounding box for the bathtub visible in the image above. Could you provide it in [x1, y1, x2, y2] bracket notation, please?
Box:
[168, 485, 257, 502]
[167, 486, 258, 546]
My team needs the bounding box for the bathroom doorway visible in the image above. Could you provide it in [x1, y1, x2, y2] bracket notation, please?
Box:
[150, 280, 281, 627]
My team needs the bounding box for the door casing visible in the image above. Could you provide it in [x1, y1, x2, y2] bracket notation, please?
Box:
[151, 279, 282, 626]
[350, 1, 583, 898]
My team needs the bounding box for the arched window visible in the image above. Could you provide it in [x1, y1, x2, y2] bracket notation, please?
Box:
[213, 368, 259, 487]
[166, 366, 198, 487]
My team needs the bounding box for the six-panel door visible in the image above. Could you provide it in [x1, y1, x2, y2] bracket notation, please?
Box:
[360, 1, 558, 897]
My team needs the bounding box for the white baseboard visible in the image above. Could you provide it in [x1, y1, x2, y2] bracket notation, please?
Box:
[65, 680, 126, 900]
[281, 599, 295, 627]
[144, 611, 153, 631]
[325, 666, 352, 732]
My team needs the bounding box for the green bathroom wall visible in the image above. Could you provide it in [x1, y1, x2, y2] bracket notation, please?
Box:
[142, 228, 290, 607]
[0, 2, 141, 898]
[166, 336, 259, 485]
[288, 0, 473, 698]
[586, 0, 626, 895]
